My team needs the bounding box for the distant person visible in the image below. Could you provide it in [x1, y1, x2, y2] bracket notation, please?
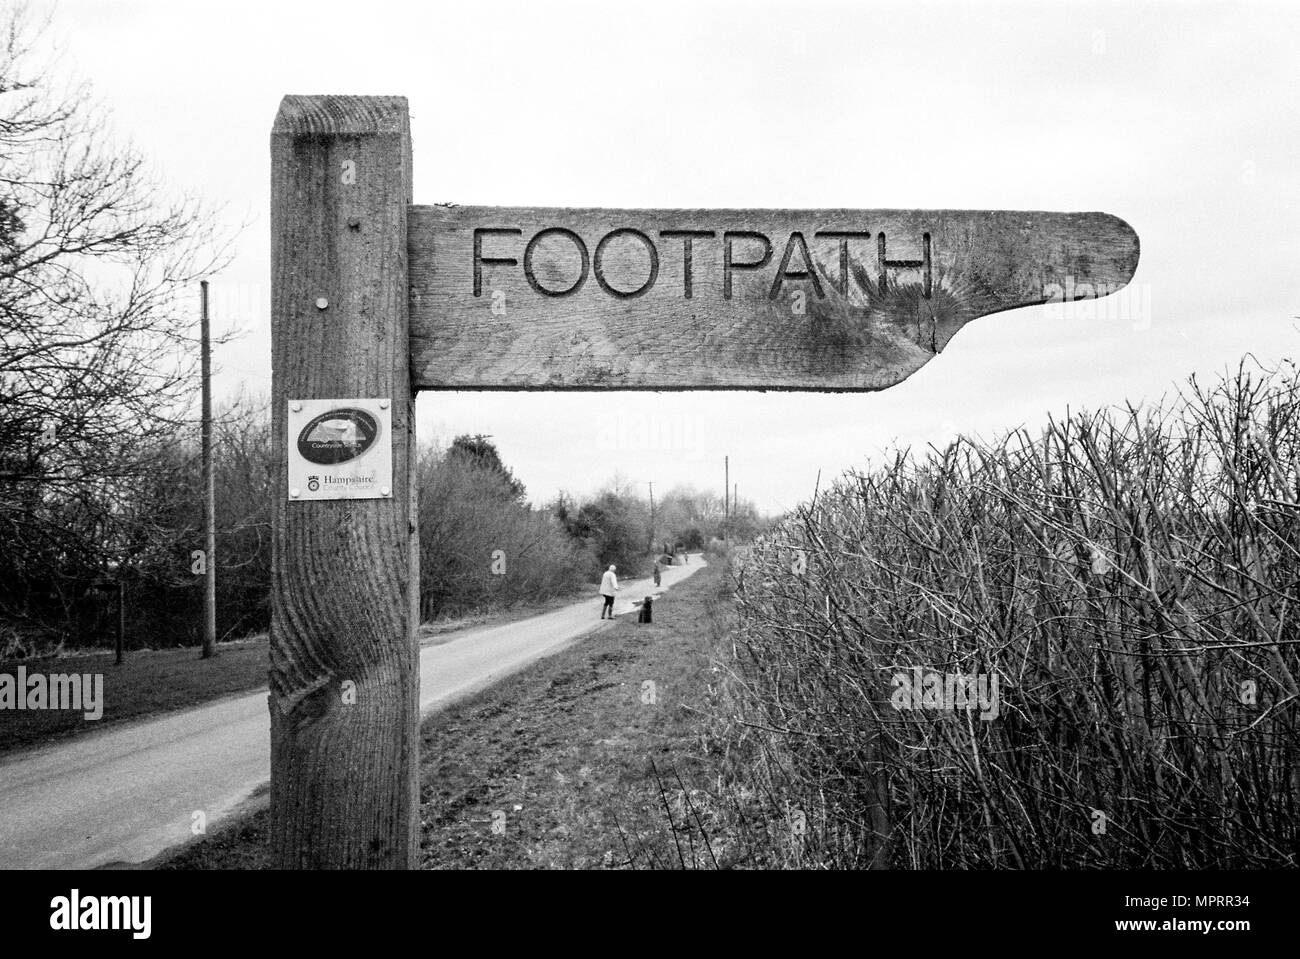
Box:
[599, 564, 619, 619]
[653, 561, 661, 587]
[637, 595, 653, 624]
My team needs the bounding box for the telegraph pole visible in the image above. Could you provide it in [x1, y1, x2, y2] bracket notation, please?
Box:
[200, 280, 216, 659]
[724, 455, 729, 542]
[648, 481, 655, 553]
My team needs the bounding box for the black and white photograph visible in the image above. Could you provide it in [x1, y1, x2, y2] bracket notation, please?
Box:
[0, 0, 1293, 943]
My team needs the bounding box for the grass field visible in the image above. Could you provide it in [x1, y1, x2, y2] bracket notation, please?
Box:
[0, 639, 269, 757]
[0, 589, 593, 758]
[153, 561, 738, 869]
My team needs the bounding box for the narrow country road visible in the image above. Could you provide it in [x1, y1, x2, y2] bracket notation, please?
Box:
[0, 555, 705, 869]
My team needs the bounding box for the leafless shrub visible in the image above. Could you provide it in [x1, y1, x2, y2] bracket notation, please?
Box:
[716, 357, 1300, 868]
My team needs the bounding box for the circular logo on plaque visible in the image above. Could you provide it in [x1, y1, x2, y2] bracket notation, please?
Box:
[296, 408, 380, 465]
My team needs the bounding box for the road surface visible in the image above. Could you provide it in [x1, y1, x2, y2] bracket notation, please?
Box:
[0, 555, 704, 869]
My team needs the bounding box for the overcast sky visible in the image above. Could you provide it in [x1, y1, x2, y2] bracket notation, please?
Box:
[38, 0, 1300, 515]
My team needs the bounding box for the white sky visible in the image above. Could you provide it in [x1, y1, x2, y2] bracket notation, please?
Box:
[38, 0, 1300, 515]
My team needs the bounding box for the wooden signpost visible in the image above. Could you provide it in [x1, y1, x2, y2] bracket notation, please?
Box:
[411, 205, 1137, 390]
[270, 94, 1140, 868]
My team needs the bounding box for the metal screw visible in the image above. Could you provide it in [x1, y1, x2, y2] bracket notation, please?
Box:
[379, 399, 389, 409]
[291, 402, 302, 412]
[315, 297, 328, 310]
[290, 488, 300, 498]
[381, 487, 391, 497]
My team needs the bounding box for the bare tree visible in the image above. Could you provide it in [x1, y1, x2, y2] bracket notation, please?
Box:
[0, 3, 229, 649]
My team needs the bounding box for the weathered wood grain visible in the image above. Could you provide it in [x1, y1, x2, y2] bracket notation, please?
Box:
[409, 207, 1139, 390]
[270, 94, 419, 868]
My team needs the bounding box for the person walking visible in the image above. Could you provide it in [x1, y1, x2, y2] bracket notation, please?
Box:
[599, 564, 620, 619]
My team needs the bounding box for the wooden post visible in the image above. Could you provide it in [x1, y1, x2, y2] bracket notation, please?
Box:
[269, 95, 419, 868]
[200, 279, 216, 660]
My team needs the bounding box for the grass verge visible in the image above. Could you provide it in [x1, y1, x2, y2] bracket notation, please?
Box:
[0, 639, 269, 757]
[153, 560, 739, 869]
[0, 590, 594, 758]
